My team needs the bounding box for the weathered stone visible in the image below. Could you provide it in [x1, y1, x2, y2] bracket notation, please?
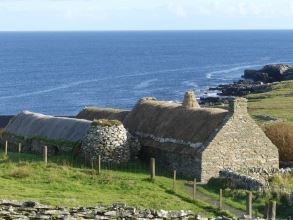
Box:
[182, 91, 200, 108]
[81, 123, 141, 163]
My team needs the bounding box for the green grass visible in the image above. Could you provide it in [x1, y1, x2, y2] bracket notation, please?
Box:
[247, 80, 293, 126]
[0, 152, 230, 217]
[196, 178, 293, 218]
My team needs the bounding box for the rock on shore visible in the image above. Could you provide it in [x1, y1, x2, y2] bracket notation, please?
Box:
[203, 64, 293, 99]
[209, 80, 271, 97]
[243, 64, 293, 83]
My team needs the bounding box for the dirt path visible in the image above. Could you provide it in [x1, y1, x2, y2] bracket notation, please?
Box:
[185, 185, 246, 218]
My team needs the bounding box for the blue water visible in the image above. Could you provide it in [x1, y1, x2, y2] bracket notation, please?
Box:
[0, 30, 293, 115]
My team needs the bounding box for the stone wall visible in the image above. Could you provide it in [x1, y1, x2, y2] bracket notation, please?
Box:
[219, 169, 267, 190]
[140, 138, 202, 179]
[81, 124, 141, 163]
[201, 98, 279, 183]
[0, 200, 231, 220]
[182, 91, 200, 108]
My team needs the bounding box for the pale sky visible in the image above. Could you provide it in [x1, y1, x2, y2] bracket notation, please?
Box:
[1, 0, 293, 31]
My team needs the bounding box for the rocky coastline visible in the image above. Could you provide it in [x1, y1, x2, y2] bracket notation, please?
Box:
[200, 64, 293, 105]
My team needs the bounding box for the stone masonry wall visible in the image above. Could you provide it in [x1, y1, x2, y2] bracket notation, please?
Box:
[81, 124, 141, 163]
[140, 138, 202, 180]
[201, 98, 279, 183]
[0, 200, 230, 220]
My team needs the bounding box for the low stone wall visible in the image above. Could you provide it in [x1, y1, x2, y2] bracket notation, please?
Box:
[0, 200, 210, 220]
[219, 170, 267, 191]
[219, 168, 293, 191]
[81, 124, 141, 163]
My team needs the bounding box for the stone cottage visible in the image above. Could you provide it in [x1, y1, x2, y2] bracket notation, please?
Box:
[122, 93, 279, 183]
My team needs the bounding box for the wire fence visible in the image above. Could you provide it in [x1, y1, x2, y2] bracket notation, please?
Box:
[0, 141, 184, 180]
[0, 141, 292, 219]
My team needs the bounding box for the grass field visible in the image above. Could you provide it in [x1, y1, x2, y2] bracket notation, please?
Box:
[247, 80, 293, 126]
[196, 178, 293, 219]
[0, 151, 231, 217]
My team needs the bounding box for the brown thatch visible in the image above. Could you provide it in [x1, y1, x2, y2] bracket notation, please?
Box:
[123, 100, 228, 145]
[76, 107, 129, 122]
[0, 116, 14, 128]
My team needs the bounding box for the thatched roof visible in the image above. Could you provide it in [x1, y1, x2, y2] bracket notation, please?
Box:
[0, 116, 14, 128]
[124, 99, 228, 146]
[5, 111, 92, 142]
[76, 107, 129, 122]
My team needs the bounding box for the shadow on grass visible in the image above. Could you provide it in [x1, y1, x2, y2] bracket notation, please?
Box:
[156, 182, 233, 217]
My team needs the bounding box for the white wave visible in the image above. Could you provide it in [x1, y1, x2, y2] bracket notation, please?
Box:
[0, 79, 104, 100]
[182, 81, 198, 88]
[134, 79, 158, 89]
[206, 73, 212, 79]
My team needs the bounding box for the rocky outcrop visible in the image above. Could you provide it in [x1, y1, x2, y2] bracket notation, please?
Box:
[205, 64, 293, 98]
[209, 80, 271, 96]
[81, 121, 141, 163]
[243, 64, 293, 83]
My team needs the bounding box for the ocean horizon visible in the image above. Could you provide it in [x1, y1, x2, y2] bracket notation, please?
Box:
[1, 30, 293, 115]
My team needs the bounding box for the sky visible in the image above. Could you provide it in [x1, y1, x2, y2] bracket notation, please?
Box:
[1, 0, 293, 31]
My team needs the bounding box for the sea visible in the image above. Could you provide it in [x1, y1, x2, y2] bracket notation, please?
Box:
[0, 30, 293, 116]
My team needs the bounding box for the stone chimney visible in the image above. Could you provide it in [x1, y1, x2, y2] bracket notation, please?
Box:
[182, 91, 200, 108]
[229, 97, 248, 114]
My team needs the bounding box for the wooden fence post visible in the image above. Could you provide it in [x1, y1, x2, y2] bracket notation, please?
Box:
[264, 203, 269, 220]
[5, 141, 8, 156]
[255, 209, 259, 219]
[270, 201, 276, 220]
[18, 143, 22, 153]
[43, 146, 48, 165]
[193, 178, 197, 201]
[246, 192, 252, 218]
[173, 170, 176, 192]
[219, 189, 223, 209]
[97, 155, 101, 175]
[91, 159, 94, 170]
[150, 157, 155, 181]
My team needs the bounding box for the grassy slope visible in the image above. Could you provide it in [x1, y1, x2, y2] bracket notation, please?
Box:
[0, 152, 229, 217]
[196, 184, 292, 218]
[246, 80, 293, 125]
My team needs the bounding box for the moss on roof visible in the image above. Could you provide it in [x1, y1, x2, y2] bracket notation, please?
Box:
[76, 107, 129, 122]
[92, 119, 122, 127]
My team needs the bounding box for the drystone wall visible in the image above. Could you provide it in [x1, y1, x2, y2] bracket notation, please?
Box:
[140, 137, 202, 180]
[81, 124, 141, 163]
[219, 170, 267, 190]
[201, 98, 279, 183]
[0, 200, 235, 220]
